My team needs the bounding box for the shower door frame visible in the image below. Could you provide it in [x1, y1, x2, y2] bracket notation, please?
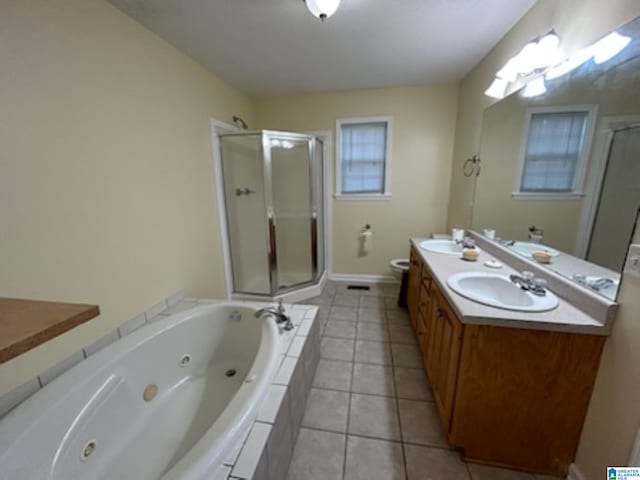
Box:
[575, 114, 640, 258]
[216, 128, 325, 297]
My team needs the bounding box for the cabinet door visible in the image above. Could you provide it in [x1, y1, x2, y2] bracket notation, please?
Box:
[417, 282, 431, 355]
[432, 291, 463, 430]
[406, 247, 422, 330]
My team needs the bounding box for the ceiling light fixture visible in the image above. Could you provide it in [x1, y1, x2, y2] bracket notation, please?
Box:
[305, 0, 341, 21]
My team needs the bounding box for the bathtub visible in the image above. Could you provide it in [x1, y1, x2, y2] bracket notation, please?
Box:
[0, 302, 280, 480]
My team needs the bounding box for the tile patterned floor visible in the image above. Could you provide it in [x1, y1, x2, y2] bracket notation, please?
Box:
[287, 281, 560, 480]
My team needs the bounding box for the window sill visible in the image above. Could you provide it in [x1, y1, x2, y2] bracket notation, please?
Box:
[511, 192, 585, 200]
[333, 193, 392, 201]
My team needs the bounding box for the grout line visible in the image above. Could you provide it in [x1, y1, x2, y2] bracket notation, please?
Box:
[342, 317, 357, 480]
[310, 379, 437, 402]
[387, 308, 410, 480]
[464, 460, 474, 480]
[297, 424, 457, 451]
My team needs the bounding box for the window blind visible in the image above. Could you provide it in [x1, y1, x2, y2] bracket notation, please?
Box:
[341, 122, 388, 194]
[520, 111, 589, 192]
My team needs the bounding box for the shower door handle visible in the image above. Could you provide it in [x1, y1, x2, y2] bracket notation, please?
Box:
[268, 213, 277, 269]
[310, 211, 318, 276]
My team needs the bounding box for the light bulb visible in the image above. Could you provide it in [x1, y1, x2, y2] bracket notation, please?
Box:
[485, 78, 509, 99]
[496, 58, 520, 83]
[535, 32, 562, 69]
[538, 32, 560, 54]
[522, 77, 547, 98]
[514, 41, 539, 75]
[306, 0, 341, 20]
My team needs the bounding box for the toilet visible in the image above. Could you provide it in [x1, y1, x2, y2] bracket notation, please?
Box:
[390, 259, 411, 309]
[390, 258, 410, 280]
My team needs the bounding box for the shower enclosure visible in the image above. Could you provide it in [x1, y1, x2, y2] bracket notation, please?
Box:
[219, 130, 325, 297]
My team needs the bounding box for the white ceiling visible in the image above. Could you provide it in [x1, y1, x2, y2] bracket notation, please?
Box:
[109, 0, 537, 96]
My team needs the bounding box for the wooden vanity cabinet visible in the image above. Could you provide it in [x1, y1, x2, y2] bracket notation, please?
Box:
[405, 244, 606, 476]
[426, 287, 463, 431]
[407, 247, 422, 330]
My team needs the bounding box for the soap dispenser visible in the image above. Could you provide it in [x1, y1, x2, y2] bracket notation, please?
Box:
[528, 225, 543, 244]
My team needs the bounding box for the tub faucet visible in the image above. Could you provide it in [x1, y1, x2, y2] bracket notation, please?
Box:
[255, 300, 294, 331]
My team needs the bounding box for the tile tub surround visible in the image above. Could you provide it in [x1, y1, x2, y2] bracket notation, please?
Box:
[0, 296, 320, 479]
[0, 298, 320, 480]
[411, 238, 610, 335]
[223, 304, 321, 480]
[288, 281, 561, 480]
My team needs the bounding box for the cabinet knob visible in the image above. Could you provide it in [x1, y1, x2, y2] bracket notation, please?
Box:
[436, 308, 443, 317]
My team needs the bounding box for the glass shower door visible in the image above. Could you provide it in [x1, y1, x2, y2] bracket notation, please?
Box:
[267, 133, 314, 291]
[219, 134, 271, 294]
[587, 126, 640, 271]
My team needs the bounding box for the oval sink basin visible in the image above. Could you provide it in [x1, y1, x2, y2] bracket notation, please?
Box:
[508, 242, 559, 258]
[447, 272, 559, 312]
[419, 240, 464, 255]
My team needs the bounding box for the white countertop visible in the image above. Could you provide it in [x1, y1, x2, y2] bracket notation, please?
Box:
[412, 238, 608, 336]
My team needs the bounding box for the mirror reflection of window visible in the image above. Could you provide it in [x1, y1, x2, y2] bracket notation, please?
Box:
[471, 14, 640, 301]
[519, 109, 593, 194]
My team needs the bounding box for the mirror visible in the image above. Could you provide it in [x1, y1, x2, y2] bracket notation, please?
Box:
[472, 16, 640, 301]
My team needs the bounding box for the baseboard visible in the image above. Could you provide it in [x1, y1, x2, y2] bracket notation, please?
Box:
[567, 463, 587, 480]
[328, 273, 398, 284]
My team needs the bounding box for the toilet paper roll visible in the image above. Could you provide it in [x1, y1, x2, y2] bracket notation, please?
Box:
[360, 230, 373, 255]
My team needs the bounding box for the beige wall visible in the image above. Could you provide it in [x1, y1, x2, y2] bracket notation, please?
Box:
[254, 86, 459, 276]
[0, 0, 253, 395]
[446, 1, 640, 478]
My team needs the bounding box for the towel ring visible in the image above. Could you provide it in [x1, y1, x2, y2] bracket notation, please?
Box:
[463, 155, 481, 177]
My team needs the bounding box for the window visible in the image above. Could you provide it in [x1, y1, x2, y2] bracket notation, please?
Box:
[515, 107, 595, 197]
[336, 117, 392, 199]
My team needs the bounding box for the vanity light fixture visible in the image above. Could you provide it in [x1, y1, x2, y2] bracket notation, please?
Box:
[497, 31, 561, 81]
[305, 0, 341, 21]
[485, 30, 561, 99]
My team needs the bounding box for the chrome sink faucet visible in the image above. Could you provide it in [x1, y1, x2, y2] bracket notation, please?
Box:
[572, 274, 615, 292]
[510, 271, 548, 296]
[254, 299, 294, 331]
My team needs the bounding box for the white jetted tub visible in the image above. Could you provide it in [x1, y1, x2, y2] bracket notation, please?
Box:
[0, 303, 280, 480]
